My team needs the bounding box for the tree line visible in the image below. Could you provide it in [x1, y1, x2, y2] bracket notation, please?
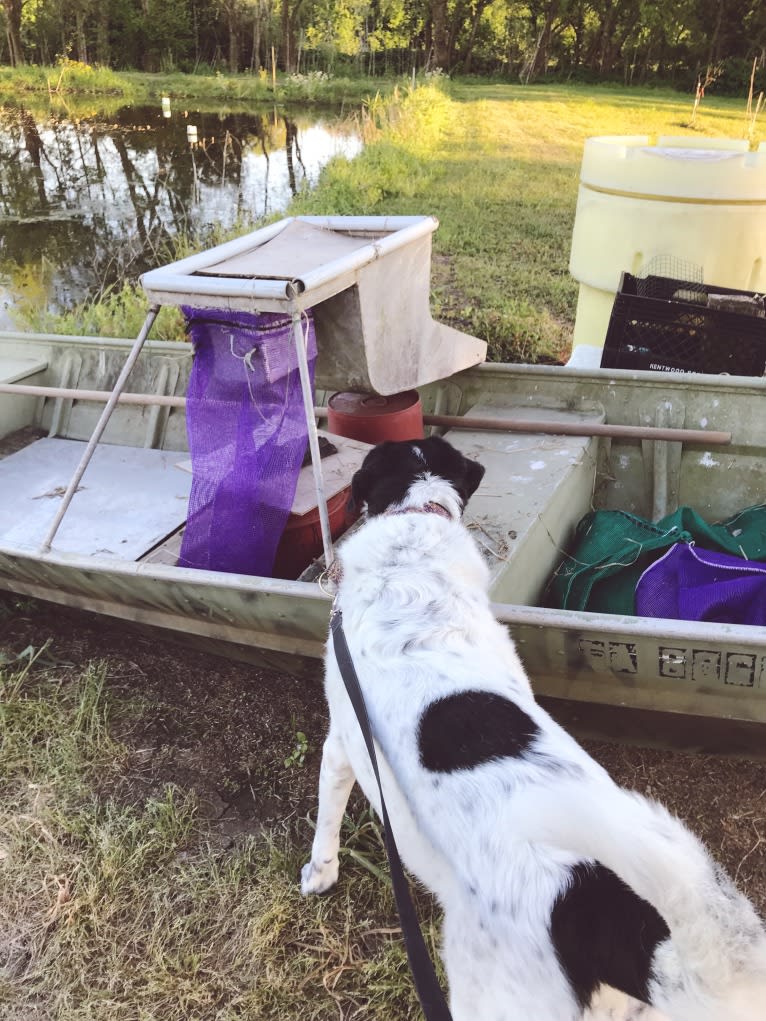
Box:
[2, 0, 765, 92]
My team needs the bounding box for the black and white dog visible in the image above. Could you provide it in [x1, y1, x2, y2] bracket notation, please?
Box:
[301, 436, 766, 1021]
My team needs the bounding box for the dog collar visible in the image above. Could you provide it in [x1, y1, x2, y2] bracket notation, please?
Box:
[388, 501, 454, 521]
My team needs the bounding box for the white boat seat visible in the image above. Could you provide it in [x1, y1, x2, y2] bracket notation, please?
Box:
[445, 401, 604, 607]
[0, 356, 49, 438]
[0, 356, 48, 385]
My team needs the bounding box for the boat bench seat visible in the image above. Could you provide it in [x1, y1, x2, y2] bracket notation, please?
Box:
[0, 356, 49, 438]
[0, 357, 48, 385]
[445, 401, 603, 607]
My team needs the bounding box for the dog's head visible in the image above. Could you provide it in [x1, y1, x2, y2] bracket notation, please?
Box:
[350, 436, 485, 518]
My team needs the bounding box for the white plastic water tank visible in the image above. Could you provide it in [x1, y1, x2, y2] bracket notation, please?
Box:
[568, 136, 766, 362]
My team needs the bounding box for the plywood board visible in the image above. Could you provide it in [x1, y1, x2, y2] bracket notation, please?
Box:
[290, 431, 372, 516]
[0, 438, 191, 559]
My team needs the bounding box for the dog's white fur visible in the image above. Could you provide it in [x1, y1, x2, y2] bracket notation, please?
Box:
[302, 461, 766, 1021]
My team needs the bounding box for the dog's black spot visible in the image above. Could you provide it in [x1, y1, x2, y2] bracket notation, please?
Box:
[550, 862, 670, 1008]
[418, 690, 538, 772]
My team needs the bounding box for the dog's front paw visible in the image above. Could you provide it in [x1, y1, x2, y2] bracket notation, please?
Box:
[300, 857, 340, 896]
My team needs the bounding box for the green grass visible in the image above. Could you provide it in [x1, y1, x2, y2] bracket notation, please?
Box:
[21, 281, 187, 341]
[0, 63, 399, 106]
[130, 68, 392, 106]
[14, 78, 761, 358]
[0, 60, 138, 99]
[291, 80, 763, 361]
[0, 645, 436, 1020]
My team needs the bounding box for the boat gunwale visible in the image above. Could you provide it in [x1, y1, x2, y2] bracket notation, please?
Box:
[3, 540, 766, 658]
[0, 329, 191, 354]
[0, 540, 333, 601]
[2, 329, 766, 393]
[464, 359, 766, 392]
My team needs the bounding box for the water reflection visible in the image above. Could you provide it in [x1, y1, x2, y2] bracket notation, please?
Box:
[0, 102, 361, 317]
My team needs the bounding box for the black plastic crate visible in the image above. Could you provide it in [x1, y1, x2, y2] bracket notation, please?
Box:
[600, 272, 766, 376]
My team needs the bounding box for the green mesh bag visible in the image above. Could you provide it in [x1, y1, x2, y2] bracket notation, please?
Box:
[547, 504, 766, 615]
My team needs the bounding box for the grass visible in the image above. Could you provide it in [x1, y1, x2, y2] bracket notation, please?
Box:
[0, 62, 398, 107]
[2, 604, 764, 1021]
[280, 79, 764, 361]
[21, 282, 188, 342]
[0, 60, 139, 100]
[12, 78, 762, 360]
[0, 618, 437, 1020]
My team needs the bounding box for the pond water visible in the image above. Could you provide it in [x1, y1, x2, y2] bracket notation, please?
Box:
[0, 100, 362, 323]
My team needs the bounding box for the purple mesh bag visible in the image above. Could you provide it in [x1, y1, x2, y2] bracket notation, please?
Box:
[179, 307, 316, 576]
[635, 542, 766, 626]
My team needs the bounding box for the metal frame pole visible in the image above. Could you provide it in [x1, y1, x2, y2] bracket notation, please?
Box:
[0, 383, 734, 445]
[39, 304, 161, 554]
[291, 306, 334, 567]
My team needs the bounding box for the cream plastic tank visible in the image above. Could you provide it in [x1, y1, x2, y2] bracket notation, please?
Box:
[568, 135, 766, 362]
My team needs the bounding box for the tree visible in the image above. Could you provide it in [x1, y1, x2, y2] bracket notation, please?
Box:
[2, 0, 25, 64]
[429, 0, 448, 67]
[141, 0, 193, 71]
[457, 0, 495, 73]
[4, 0, 766, 82]
[61, 0, 96, 63]
[521, 0, 565, 81]
[246, 0, 274, 71]
[219, 0, 243, 70]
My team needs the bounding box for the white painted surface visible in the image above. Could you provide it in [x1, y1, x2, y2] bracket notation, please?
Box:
[0, 438, 191, 558]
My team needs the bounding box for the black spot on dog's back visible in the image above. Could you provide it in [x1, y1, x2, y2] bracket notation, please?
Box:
[418, 690, 538, 772]
[550, 862, 670, 1008]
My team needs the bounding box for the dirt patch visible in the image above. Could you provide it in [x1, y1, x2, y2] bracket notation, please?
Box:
[1, 592, 764, 913]
[0, 595, 329, 848]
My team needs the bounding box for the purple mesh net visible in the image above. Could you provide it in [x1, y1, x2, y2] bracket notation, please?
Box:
[636, 542, 766, 626]
[179, 307, 316, 577]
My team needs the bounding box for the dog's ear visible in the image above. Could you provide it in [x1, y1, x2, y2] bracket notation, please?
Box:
[462, 457, 485, 501]
[456, 456, 485, 505]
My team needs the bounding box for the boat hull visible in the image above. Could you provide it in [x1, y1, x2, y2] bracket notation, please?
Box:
[1, 330, 765, 732]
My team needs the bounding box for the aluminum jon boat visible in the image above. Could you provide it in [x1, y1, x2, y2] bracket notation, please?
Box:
[0, 216, 764, 751]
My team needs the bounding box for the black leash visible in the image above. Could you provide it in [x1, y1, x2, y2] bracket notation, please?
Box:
[330, 609, 453, 1021]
